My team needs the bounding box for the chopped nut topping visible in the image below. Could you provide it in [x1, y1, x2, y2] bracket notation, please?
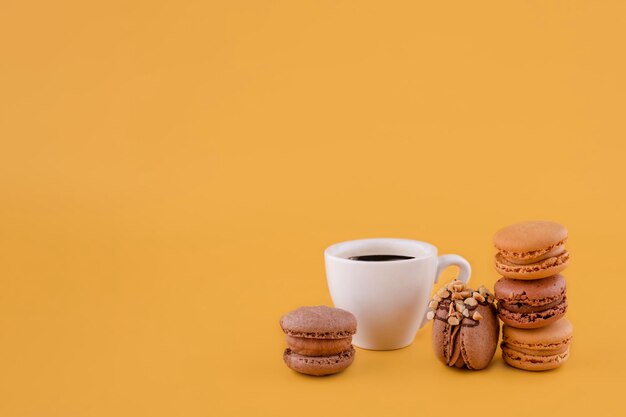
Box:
[448, 316, 460, 325]
[425, 280, 495, 325]
[472, 292, 485, 302]
[464, 297, 478, 307]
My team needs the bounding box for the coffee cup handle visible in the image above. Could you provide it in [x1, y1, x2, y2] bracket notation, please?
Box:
[419, 254, 471, 329]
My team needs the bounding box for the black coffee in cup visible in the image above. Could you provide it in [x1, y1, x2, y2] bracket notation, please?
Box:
[348, 254, 414, 262]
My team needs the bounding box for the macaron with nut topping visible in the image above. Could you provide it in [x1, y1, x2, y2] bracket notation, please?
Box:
[428, 281, 500, 370]
[494, 221, 570, 279]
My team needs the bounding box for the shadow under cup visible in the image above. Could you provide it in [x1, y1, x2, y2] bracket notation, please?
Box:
[324, 238, 440, 350]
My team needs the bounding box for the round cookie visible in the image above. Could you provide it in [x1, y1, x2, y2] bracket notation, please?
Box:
[428, 281, 500, 370]
[493, 221, 570, 279]
[501, 319, 573, 371]
[494, 275, 568, 329]
[283, 347, 355, 376]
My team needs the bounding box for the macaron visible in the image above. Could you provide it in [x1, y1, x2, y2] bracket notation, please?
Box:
[494, 221, 570, 279]
[501, 319, 573, 371]
[280, 305, 356, 376]
[428, 281, 500, 370]
[494, 275, 568, 329]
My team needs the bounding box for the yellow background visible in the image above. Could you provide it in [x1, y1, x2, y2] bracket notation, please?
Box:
[1, 1, 624, 416]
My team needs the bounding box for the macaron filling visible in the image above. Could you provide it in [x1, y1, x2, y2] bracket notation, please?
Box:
[495, 251, 569, 274]
[497, 239, 566, 264]
[281, 329, 355, 339]
[498, 297, 567, 326]
[499, 297, 564, 314]
[502, 335, 573, 352]
[283, 347, 355, 364]
[286, 335, 353, 356]
[503, 343, 569, 356]
[502, 346, 570, 370]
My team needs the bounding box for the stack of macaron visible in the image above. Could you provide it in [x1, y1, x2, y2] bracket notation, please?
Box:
[493, 221, 573, 371]
[280, 306, 356, 376]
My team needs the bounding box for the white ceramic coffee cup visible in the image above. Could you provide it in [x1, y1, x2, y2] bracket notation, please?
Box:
[325, 238, 470, 350]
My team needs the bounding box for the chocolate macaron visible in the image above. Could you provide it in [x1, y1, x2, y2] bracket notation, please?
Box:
[280, 306, 356, 376]
[501, 319, 573, 371]
[494, 275, 568, 329]
[428, 281, 500, 370]
[494, 221, 570, 279]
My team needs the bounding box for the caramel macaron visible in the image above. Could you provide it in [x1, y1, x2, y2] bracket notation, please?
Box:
[494, 275, 568, 329]
[428, 281, 500, 370]
[501, 319, 573, 371]
[280, 306, 356, 376]
[494, 221, 570, 279]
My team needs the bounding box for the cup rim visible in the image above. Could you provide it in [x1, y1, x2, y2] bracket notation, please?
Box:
[324, 238, 438, 263]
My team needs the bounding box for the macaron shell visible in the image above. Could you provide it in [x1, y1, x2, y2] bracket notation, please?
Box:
[494, 251, 569, 279]
[503, 319, 573, 348]
[495, 275, 567, 306]
[283, 347, 355, 376]
[459, 303, 500, 370]
[431, 308, 455, 366]
[494, 221, 568, 253]
[280, 305, 357, 339]
[498, 298, 567, 329]
[285, 335, 352, 356]
[502, 345, 570, 371]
